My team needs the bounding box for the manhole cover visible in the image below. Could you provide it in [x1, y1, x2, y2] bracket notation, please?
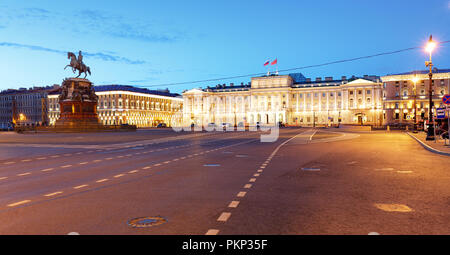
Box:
[128, 216, 168, 228]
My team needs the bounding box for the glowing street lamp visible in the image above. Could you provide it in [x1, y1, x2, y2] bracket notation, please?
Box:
[425, 35, 436, 140]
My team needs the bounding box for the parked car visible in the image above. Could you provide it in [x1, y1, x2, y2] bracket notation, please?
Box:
[157, 123, 167, 128]
[221, 123, 232, 130]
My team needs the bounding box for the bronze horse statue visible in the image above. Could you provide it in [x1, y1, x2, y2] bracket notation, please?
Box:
[64, 52, 91, 78]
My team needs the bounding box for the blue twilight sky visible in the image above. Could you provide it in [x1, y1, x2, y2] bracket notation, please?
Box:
[0, 0, 449, 94]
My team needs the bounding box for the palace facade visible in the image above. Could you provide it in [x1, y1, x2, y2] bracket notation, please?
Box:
[182, 73, 384, 127]
[381, 68, 450, 125]
[48, 85, 183, 127]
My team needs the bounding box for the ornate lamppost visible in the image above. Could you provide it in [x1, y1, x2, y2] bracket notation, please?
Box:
[425, 35, 436, 140]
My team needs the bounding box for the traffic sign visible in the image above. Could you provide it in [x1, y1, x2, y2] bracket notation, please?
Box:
[443, 94, 450, 105]
[436, 108, 446, 119]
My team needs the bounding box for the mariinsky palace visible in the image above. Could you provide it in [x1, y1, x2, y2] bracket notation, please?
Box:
[183, 73, 385, 127]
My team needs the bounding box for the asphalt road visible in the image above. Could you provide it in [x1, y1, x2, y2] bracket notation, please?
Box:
[0, 128, 449, 234]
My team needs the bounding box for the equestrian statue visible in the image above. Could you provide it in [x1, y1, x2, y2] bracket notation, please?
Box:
[64, 51, 91, 79]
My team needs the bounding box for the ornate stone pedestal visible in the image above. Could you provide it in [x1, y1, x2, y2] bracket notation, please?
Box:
[54, 78, 104, 130]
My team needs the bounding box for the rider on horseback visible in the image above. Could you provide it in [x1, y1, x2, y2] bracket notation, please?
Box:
[78, 51, 84, 69]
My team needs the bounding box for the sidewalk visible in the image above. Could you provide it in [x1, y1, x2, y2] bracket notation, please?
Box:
[407, 131, 450, 156]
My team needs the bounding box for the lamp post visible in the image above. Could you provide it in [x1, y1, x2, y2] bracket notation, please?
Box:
[425, 35, 436, 140]
[412, 75, 419, 133]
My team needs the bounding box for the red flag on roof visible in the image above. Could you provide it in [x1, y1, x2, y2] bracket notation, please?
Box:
[271, 58, 277, 65]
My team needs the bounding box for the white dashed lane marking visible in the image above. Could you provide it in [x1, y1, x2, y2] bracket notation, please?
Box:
[249, 178, 256, 182]
[96, 179, 109, 183]
[228, 201, 240, 208]
[79, 162, 89, 165]
[74, 184, 88, 189]
[244, 184, 252, 189]
[237, 191, 247, 197]
[7, 200, 31, 207]
[217, 212, 231, 222]
[205, 229, 219, 235]
[17, 172, 31, 176]
[61, 165, 72, 168]
[114, 174, 125, 178]
[41, 168, 54, 172]
[0, 177, 8, 180]
[44, 191, 63, 197]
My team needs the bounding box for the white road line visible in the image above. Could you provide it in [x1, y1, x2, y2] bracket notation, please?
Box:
[249, 178, 256, 182]
[4, 162, 15, 164]
[142, 166, 151, 169]
[244, 184, 252, 189]
[93, 160, 102, 163]
[17, 172, 31, 176]
[79, 162, 89, 165]
[37, 157, 47, 160]
[44, 191, 63, 197]
[61, 165, 72, 168]
[117, 156, 124, 158]
[41, 168, 54, 172]
[237, 191, 247, 197]
[105, 157, 113, 160]
[129, 170, 139, 174]
[0, 177, 8, 180]
[205, 229, 219, 235]
[163, 161, 170, 164]
[114, 174, 125, 178]
[309, 129, 318, 140]
[154, 163, 161, 166]
[257, 169, 263, 173]
[375, 167, 394, 171]
[254, 173, 260, 177]
[50, 155, 60, 158]
[96, 179, 109, 183]
[7, 200, 31, 207]
[228, 201, 240, 208]
[21, 159, 32, 162]
[217, 212, 231, 222]
[397, 171, 413, 174]
[74, 184, 88, 189]
[75, 152, 83, 155]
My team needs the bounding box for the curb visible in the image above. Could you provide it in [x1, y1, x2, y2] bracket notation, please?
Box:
[406, 132, 450, 156]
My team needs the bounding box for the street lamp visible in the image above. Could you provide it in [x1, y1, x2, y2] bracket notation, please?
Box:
[412, 75, 419, 133]
[425, 35, 436, 140]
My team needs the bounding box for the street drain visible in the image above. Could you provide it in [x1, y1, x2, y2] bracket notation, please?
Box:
[204, 164, 221, 167]
[128, 216, 168, 228]
[301, 167, 321, 171]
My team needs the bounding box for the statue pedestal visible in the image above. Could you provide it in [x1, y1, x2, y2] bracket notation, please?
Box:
[54, 78, 103, 130]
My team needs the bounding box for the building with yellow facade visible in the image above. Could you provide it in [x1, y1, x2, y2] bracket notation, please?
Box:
[381, 68, 450, 126]
[48, 85, 183, 127]
[183, 73, 383, 127]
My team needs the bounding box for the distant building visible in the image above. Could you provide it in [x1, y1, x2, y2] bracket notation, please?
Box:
[183, 73, 383, 127]
[0, 85, 60, 128]
[381, 68, 450, 125]
[48, 85, 183, 127]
